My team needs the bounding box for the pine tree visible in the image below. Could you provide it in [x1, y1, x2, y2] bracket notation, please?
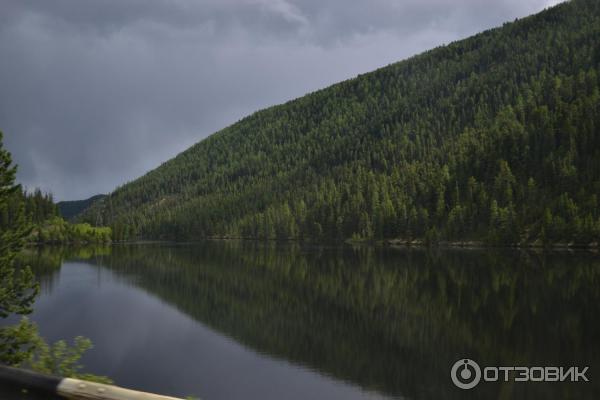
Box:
[0, 131, 39, 364]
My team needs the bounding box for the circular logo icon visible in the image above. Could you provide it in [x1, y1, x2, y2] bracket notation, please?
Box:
[451, 359, 481, 389]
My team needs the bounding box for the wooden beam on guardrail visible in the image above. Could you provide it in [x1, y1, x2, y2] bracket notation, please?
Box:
[0, 364, 186, 400]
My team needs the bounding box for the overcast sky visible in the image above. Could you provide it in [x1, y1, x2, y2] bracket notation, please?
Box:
[1, 0, 562, 201]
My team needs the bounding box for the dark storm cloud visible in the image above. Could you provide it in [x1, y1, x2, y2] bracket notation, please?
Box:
[0, 0, 561, 200]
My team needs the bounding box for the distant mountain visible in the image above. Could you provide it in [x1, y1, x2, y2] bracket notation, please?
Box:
[81, 0, 600, 245]
[58, 194, 106, 221]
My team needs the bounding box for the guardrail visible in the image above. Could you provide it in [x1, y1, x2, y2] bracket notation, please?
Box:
[0, 364, 185, 400]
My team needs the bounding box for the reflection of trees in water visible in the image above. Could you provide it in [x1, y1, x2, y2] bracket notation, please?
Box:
[32, 243, 600, 399]
[18, 246, 112, 294]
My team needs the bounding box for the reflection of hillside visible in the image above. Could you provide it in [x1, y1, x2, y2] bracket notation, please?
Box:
[83, 243, 600, 400]
[19, 246, 112, 293]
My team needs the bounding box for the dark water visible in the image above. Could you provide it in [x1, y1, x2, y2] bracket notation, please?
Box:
[9, 243, 600, 399]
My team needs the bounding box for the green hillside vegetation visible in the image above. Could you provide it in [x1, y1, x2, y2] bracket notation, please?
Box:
[30, 217, 111, 244]
[57, 194, 106, 221]
[0, 186, 111, 244]
[80, 0, 600, 246]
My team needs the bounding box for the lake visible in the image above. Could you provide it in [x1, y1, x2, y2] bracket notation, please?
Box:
[9, 242, 600, 399]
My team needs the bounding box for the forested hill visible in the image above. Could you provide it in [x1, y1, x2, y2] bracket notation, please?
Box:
[58, 194, 106, 221]
[0, 186, 111, 244]
[80, 0, 600, 245]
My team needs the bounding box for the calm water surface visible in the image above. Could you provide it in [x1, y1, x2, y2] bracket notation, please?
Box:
[11, 243, 600, 399]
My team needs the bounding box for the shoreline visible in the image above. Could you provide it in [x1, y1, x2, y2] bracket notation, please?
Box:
[28, 237, 599, 253]
[383, 238, 600, 251]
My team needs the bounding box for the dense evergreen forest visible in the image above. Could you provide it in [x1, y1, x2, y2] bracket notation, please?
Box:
[57, 194, 106, 221]
[0, 185, 111, 244]
[80, 0, 600, 245]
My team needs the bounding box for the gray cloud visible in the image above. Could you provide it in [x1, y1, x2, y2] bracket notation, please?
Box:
[0, 0, 562, 200]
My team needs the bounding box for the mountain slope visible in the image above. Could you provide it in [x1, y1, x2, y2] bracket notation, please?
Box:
[81, 0, 600, 245]
[58, 194, 106, 221]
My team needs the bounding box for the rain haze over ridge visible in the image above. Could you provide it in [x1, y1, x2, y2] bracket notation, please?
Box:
[0, 0, 562, 200]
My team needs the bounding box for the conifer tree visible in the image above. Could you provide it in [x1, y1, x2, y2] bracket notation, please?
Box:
[0, 130, 39, 364]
